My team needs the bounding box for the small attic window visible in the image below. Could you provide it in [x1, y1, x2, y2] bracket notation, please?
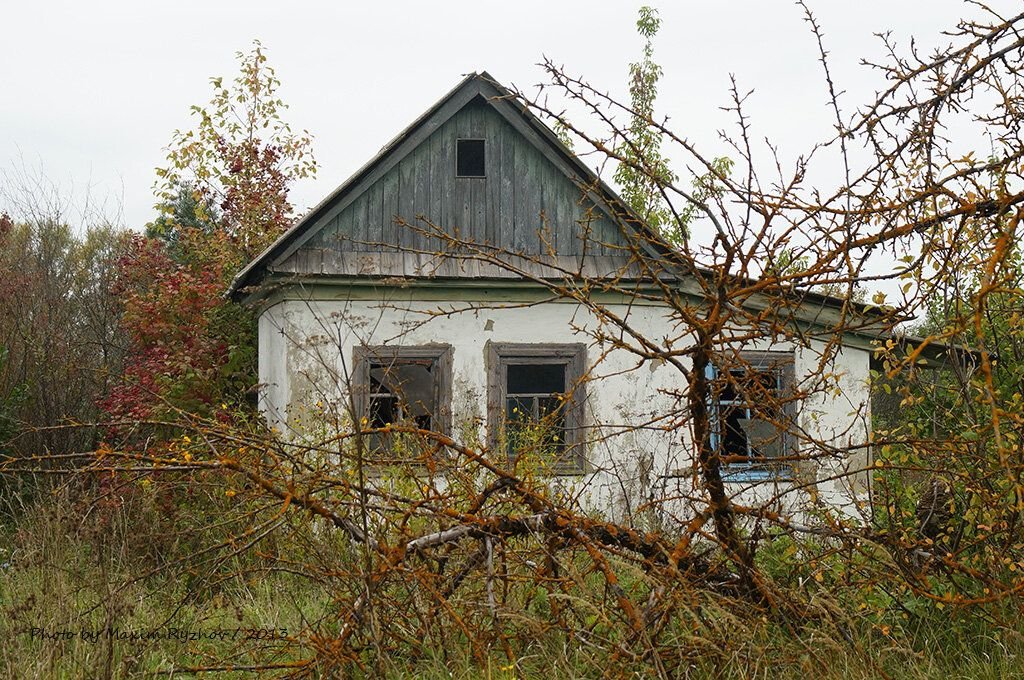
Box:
[456, 139, 486, 177]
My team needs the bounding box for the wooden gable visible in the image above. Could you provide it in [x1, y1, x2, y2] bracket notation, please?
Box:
[230, 73, 649, 296]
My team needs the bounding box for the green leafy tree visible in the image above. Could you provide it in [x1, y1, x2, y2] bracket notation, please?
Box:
[153, 40, 317, 264]
[145, 182, 220, 261]
[614, 7, 676, 234]
[614, 7, 732, 245]
[106, 43, 317, 424]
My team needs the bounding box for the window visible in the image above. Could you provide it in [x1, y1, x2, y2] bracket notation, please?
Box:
[353, 345, 453, 457]
[456, 138, 486, 177]
[487, 343, 587, 474]
[708, 352, 795, 480]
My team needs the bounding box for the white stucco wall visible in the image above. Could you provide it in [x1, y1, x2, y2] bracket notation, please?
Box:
[256, 287, 873, 525]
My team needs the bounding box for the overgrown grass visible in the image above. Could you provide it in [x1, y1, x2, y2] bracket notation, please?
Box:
[370, 611, 1024, 680]
[0, 486, 325, 678]
[2, 489, 1022, 679]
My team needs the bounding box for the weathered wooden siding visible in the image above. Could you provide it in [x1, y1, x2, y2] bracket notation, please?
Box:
[275, 96, 637, 279]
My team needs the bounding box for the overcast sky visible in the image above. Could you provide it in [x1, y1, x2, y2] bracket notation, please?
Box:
[1, 0, 1016, 232]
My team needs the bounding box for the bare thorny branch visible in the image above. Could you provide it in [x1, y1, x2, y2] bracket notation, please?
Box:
[7, 6, 1024, 676]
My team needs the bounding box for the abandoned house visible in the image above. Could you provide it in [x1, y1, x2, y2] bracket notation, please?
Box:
[228, 72, 890, 521]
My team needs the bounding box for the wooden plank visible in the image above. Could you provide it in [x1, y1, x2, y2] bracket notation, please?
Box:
[518, 142, 542, 256]
[320, 248, 342, 275]
[377, 253, 396, 276]
[484, 108, 502, 250]
[312, 215, 333, 253]
[431, 252, 448, 277]
[428, 122, 448, 251]
[381, 168, 400, 250]
[592, 255, 616, 278]
[365, 178, 383, 250]
[576, 200, 600, 258]
[417, 251, 432, 277]
[538, 162, 556, 257]
[350, 191, 368, 252]
[587, 210, 606, 257]
[557, 177, 587, 257]
[334, 253, 354, 276]
[545, 163, 560, 258]
[395, 252, 413, 276]
[397, 145, 419, 252]
[458, 257, 478, 278]
[295, 248, 314, 275]
[429, 257, 453, 278]
[498, 116, 516, 253]
[355, 254, 377, 277]
[337, 204, 355, 256]
[510, 138, 526, 254]
[412, 141, 432, 253]
[554, 255, 579, 275]
[455, 174, 473, 249]
[470, 179, 486, 249]
[273, 252, 298, 274]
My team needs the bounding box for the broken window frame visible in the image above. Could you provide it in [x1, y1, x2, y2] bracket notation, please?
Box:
[486, 343, 587, 475]
[352, 344, 453, 461]
[707, 351, 796, 481]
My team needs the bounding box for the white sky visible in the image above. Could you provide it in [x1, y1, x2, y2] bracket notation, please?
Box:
[1, 0, 1016, 232]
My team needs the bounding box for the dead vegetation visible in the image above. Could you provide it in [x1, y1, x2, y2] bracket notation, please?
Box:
[4, 4, 1024, 678]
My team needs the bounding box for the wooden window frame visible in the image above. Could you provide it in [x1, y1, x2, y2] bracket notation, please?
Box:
[455, 138, 486, 178]
[486, 342, 587, 475]
[352, 344, 454, 459]
[708, 350, 796, 481]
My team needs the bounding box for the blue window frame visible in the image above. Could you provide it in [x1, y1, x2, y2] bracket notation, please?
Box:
[706, 352, 795, 482]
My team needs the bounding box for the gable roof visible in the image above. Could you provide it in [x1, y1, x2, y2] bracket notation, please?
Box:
[227, 71, 665, 299]
[225, 70, 971, 366]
